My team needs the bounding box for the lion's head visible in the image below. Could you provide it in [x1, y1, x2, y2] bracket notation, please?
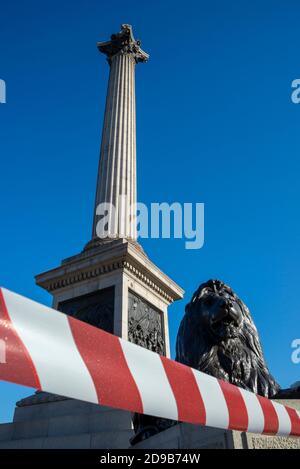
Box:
[176, 279, 280, 398]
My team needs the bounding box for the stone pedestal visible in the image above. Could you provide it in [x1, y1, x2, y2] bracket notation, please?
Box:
[35, 238, 183, 355]
[131, 400, 300, 449]
[0, 393, 134, 449]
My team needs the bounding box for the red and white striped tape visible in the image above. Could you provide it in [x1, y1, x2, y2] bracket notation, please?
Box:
[0, 287, 299, 437]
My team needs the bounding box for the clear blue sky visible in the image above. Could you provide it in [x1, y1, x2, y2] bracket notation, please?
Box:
[0, 0, 299, 423]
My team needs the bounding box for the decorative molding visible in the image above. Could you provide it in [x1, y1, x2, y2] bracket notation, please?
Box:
[43, 258, 174, 303]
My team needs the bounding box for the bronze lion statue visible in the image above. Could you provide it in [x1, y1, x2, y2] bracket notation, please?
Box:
[131, 279, 299, 445]
[176, 279, 280, 397]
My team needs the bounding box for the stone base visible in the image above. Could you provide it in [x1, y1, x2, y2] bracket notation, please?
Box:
[131, 424, 300, 450]
[0, 393, 133, 449]
[131, 400, 300, 450]
[0, 397, 299, 449]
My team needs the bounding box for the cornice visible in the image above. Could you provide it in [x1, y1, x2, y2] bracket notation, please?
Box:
[35, 239, 184, 304]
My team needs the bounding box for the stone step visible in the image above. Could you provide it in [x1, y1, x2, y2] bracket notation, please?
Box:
[0, 408, 133, 441]
[0, 429, 134, 449]
[13, 398, 120, 422]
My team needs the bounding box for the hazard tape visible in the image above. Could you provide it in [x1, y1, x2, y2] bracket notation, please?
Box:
[0, 287, 299, 437]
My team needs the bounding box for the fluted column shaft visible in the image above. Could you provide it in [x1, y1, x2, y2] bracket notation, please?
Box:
[89, 24, 148, 246]
[92, 53, 136, 240]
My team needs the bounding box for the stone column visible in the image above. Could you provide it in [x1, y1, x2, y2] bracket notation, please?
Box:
[91, 24, 148, 242]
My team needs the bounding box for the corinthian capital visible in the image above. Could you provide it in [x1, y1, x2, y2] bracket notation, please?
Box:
[97, 24, 149, 64]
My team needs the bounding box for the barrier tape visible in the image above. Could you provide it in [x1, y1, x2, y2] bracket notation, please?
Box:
[0, 287, 299, 437]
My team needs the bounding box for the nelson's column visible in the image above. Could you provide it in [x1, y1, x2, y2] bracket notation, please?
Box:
[0, 25, 184, 449]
